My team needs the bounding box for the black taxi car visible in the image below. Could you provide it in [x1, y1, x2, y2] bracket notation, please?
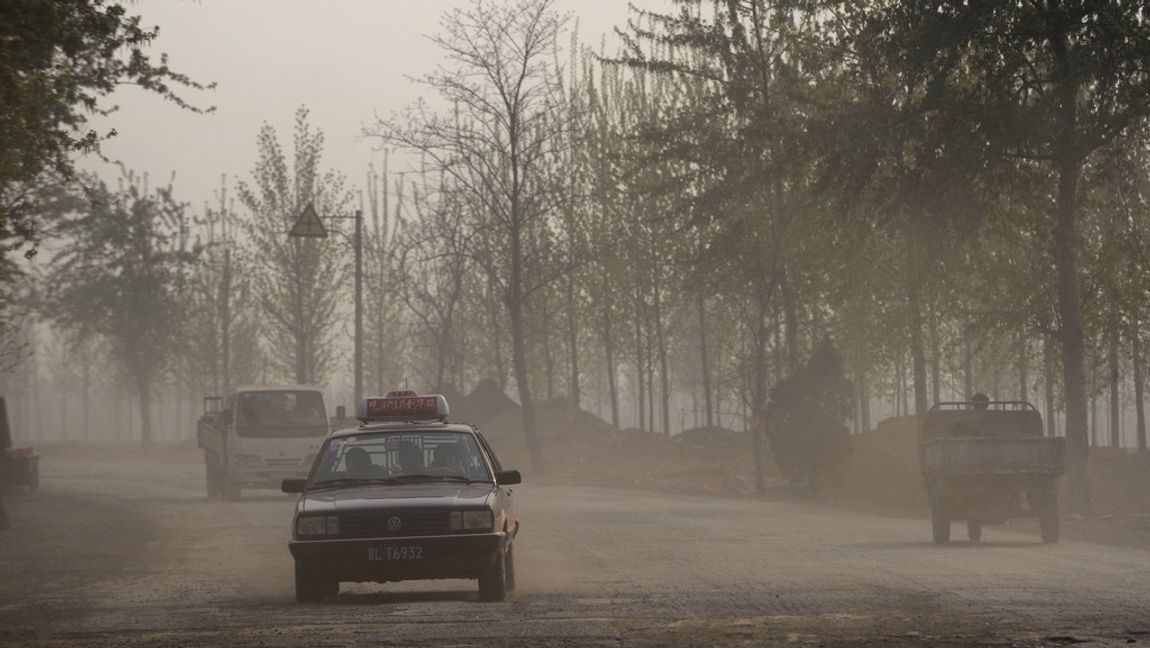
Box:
[281, 392, 521, 602]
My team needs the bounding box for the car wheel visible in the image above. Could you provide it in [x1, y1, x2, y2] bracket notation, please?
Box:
[295, 562, 337, 603]
[478, 549, 507, 602]
[931, 499, 951, 545]
[966, 518, 982, 542]
[504, 546, 516, 592]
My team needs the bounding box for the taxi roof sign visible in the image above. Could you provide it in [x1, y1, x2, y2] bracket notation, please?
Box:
[356, 393, 449, 423]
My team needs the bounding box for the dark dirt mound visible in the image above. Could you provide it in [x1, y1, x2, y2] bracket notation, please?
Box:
[837, 416, 924, 509]
[478, 398, 761, 496]
[1088, 448, 1150, 515]
[675, 426, 750, 449]
[460, 379, 519, 425]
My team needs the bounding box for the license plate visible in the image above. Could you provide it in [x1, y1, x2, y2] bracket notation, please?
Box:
[367, 545, 424, 561]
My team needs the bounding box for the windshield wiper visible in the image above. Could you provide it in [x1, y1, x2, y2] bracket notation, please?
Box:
[391, 474, 475, 484]
[309, 477, 400, 489]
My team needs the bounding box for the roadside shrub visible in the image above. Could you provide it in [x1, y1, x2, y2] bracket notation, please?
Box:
[766, 339, 854, 496]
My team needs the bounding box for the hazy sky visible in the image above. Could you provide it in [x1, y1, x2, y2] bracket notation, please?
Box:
[81, 1, 656, 210]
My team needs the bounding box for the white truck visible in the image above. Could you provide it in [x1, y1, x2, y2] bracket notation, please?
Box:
[198, 385, 331, 500]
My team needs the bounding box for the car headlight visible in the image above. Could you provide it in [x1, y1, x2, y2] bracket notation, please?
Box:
[296, 515, 339, 537]
[455, 510, 493, 531]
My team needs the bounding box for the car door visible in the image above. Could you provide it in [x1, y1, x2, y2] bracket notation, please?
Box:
[476, 431, 517, 537]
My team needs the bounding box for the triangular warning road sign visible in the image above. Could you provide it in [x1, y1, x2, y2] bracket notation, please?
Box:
[289, 203, 328, 238]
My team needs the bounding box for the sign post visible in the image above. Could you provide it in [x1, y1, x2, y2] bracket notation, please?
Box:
[289, 205, 363, 403]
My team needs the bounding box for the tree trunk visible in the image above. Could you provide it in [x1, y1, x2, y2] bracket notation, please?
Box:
[963, 327, 973, 399]
[491, 280, 506, 390]
[634, 291, 646, 432]
[136, 372, 153, 451]
[1019, 330, 1029, 404]
[751, 281, 771, 495]
[698, 292, 714, 428]
[654, 286, 671, 436]
[1134, 324, 1146, 452]
[908, 280, 928, 416]
[1045, 340, 1058, 437]
[1052, 153, 1091, 512]
[509, 291, 543, 474]
[542, 295, 554, 400]
[566, 274, 581, 407]
[929, 309, 941, 408]
[1109, 313, 1120, 448]
[779, 266, 800, 373]
[859, 369, 871, 432]
[602, 277, 619, 429]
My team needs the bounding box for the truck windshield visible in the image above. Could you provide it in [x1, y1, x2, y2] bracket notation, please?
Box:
[235, 390, 327, 438]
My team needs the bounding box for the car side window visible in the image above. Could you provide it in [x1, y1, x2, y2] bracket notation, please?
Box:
[476, 432, 503, 472]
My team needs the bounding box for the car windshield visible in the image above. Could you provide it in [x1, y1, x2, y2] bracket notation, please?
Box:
[235, 390, 327, 437]
[309, 430, 492, 488]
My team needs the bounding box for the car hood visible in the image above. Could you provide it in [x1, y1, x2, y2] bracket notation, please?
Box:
[297, 483, 494, 515]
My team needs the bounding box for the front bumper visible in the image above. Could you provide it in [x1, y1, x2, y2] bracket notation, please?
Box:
[289, 532, 507, 582]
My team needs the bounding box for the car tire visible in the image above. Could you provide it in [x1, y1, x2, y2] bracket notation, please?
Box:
[504, 546, 516, 592]
[931, 500, 951, 545]
[478, 549, 507, 602]
[966, 519, 982, 542]
[295, 562, 337, 603]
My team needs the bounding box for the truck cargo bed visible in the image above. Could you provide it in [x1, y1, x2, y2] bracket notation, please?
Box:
[921, 437, 1064, 477]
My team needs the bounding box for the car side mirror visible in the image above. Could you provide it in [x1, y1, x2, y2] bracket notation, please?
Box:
[335, 405, 346, 421]
[281, 478, 307, 494]
[495, 470, 521, 486]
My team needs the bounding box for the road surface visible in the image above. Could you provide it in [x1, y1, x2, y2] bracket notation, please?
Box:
[1, 453, 1148, 646]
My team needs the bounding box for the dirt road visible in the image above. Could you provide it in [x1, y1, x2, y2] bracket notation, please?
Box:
[1, 454, 1148, 647]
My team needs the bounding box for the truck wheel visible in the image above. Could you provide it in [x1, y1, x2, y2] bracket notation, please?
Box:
[223, 479, 242, 501]
[1039, 494, 1059, 544]
[205, 460, 218, 499]
[478, 549, 507, 601]
[966, 519, 982, 542]
[294, 561, 337, 603]
[931, 501, 951, 545]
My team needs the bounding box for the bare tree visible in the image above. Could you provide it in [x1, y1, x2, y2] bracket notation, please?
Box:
[370, 0, 570, 473]
[238, 107, 352, 385]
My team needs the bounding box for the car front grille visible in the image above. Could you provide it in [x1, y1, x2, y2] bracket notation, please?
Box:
[338, 510, 452, 538]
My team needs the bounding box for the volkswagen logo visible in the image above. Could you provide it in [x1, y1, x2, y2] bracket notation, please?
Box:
[386, 516, 402, 531]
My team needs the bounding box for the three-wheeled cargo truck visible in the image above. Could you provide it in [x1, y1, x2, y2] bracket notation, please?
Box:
[197, 386, 330, 500]
[920, 400, 1064, 544]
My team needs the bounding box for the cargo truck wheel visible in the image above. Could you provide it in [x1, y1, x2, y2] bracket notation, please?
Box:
[478, 549, 507, 601]
[294, 562, 337, 603]
[1039, 494, 1059, 544]
[205, 460, 219, 499]
[223, 479, 242, 501]
[931, 501, 951, 544]
[966, 519, 982, 542]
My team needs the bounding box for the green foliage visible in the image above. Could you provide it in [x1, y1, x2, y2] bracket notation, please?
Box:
[0, 0, 212, 252]
[766, 340, 854, 495]
[41, 171, 197, 445]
